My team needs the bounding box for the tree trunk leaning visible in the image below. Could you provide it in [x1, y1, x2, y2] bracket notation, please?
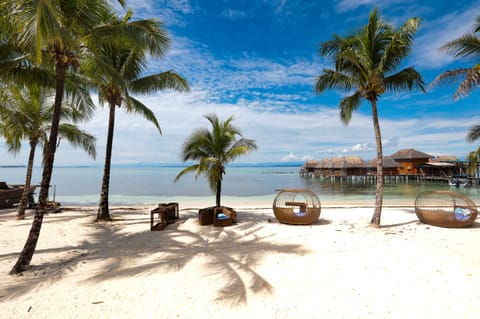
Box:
[10, 61, 67, 274]
[97, 104, 116, 221]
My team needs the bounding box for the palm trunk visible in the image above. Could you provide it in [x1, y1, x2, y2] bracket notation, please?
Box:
[97, 103, 116, 221]
[216, 179, 222, 207]
[17, 139, 37, 219]
[10, 61, 66, 275]
[370, 99, 384, 227]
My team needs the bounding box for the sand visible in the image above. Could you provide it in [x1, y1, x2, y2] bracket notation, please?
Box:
[1, 205, 479, 319]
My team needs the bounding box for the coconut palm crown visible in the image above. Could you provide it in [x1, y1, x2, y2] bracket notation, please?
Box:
[315, 8, 425, 226]
[175, 114, 258, 208]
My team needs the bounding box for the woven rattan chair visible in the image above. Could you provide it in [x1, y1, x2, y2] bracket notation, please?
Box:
[415, 190, 478, 228]
[273, 189, 321, 225]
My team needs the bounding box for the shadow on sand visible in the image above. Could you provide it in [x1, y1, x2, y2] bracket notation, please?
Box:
[1, 208, 310, 305]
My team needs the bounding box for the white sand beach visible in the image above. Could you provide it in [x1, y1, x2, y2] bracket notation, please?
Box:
[1, 205, 479, 319]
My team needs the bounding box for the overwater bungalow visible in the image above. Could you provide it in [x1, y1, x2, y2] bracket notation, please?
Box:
[389, 148, 432, 175]
[300, 148, 469, 183]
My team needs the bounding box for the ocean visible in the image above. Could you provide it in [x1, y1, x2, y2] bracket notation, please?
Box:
[2, 165, 479, 207]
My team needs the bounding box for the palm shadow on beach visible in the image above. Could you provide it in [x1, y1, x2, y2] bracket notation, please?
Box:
[1, 208, 310, 305]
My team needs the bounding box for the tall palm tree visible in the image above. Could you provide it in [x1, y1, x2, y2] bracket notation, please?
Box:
[3, 0, 121, 274]
[315, 8, 425, 226]
[83, 11, 189, 221]
[0, 83, 96, 220]
[175, 114, 258, 208]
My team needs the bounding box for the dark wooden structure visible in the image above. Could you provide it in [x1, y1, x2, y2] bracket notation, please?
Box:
[0, 182, 37, 209]
[150, 202, 179, 231]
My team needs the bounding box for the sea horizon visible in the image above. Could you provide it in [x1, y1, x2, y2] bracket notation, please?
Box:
[2, 165, 479, 207]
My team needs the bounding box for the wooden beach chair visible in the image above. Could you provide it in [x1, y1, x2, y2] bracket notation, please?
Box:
[150, 202, 179, 231]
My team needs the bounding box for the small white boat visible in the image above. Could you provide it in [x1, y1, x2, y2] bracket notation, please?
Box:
[449, 178, 470, 188]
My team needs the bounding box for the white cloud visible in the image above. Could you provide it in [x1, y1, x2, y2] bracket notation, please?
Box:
[2, 94, 478, 165]
[412, 3, 480, 69]
[281, 152, 300, 162]
[124, 0, 194, 26]
[335, 0, 411, 12]
[351, 143, 374, 152]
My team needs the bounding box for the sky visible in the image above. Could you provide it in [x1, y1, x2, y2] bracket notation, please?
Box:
[2, 0, 480, 166]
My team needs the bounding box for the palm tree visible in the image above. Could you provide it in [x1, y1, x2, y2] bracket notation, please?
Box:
[0, 83, 96, 220]
[431, 16, 480, 99]
[431, 16, 480, 179]
[83, 11, 189, 221]
[175, 114, 258, 208]
[315, 8, 425, 226]
[3, 0, 121, 274]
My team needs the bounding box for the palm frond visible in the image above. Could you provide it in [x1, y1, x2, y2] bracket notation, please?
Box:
[315, 69, 355, 93]
[380, 17, 420, 73]
[467, 124, 480, 142]
[440, 34, 480, 60]
[384, 67, 426, 93]
[454, 66, 480, 99]
[124, 96, 161, 133]
[174, 164, 200, 182]
[129, 71, 190, 94]
[339, 92, 362, 125]
[58, 123, 97, 159]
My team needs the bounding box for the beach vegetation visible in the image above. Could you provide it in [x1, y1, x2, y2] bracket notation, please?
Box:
[175, 114, 258, 208]
[0, 84, 96, 220]
[315, 7, 425, 226]
[83, 10, 189, 221]
[3, 0, 123, 274]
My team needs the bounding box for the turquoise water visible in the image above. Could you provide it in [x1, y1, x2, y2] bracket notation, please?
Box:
[1, 165, 479, 206]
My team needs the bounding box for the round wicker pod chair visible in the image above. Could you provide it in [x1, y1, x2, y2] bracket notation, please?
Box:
[414, 190, 478, 228]
[273, 189, 321, 225]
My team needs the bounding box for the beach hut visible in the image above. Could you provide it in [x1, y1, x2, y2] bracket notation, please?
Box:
[389, 149, 432, 175]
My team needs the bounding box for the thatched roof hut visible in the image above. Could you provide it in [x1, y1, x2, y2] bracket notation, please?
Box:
[319, 156, 366, 169]
[389, 148, 432, 160]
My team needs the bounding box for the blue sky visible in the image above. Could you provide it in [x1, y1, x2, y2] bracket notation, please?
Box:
[3, 0, 480, 165]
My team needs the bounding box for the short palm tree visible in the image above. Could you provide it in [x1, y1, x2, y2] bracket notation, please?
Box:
[83, 11, 189, 221]
[315, 8, 425, 226]
[175, 114, 258, 208]
[0, 84, 96, 219]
